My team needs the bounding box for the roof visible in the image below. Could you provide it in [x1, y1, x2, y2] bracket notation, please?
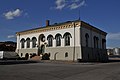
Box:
[16, 20, 107, 36]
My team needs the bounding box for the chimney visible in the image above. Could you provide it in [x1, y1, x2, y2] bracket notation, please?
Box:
[46, 20, 50, 26]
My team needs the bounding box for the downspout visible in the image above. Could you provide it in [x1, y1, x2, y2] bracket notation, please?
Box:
[73, 22, 75, 62]
[18, 34, 20, 54]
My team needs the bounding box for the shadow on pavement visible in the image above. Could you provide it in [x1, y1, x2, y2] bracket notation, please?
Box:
[0, 60, 40, 65]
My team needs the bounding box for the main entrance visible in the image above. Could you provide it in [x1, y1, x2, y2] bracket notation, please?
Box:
[41, 45, 45, 54]
[38, 45, 45, 56]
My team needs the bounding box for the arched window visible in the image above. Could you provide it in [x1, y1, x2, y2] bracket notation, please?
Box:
[65, 52, 68, 57]
[26, 38, 30, 48]
[55, 33, 62, 46]
[96, 37, 99, 48]
[32, 37, 37, 48]
[63, 32, 72, 46]
[20, 38, 25, 48]
[102, 39, 106, 49]
[47, 35, 53, 47]
[93, 36, 99, 48]
[21, 53, 23, 57]
[85, 33, 89, 47]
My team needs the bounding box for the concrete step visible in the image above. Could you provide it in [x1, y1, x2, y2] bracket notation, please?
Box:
[30, 56, 41, 60]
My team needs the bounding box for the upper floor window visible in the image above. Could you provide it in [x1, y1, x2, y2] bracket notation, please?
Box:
[55, 33, 62, 46]
[85, 33, 89, 47]
[63, 32, 72, 46]
[47, 35, 53, 47]
[32, 37, 37, 48]
[38, 34, 45, 45]
[26, 38, 30, 48]
[102, 39, 106, 49]
[20, 38, 25, 48]
[93, 36, 99, 48]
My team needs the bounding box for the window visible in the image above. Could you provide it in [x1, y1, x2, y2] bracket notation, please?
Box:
[26, 38, 30, 48]
[20, 38, 25, 48]
[47, 35, 53, 47]
[93, 36, 99, 48]
[32, 37, 37, 48]
[39, 34, 45, 44]
[63, 32, 72, 46]
[55, 34, 62, 46]
[21, 53, 23, 57]
[102, 39, 106, 49]
[65, 52, 68, 57]
[96, 37, 99, 48]
[85, 33, 89, 47]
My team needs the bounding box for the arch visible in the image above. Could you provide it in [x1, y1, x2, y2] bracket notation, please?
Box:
[63, 32, 72, 46]
[20, 38, 25, 42]
[55, 33, 62, 39]
[65, 52, 68, 57]
[54, 52, 58, 60]
[20, 38, 25, 48]
[32, 37, 37, 40]
[55, 33, 62, 46]
[32, 37, 37, 48]
[47, 34, 53, 47]
[63, 32, 72, 38]
[38, 34, 45, 44]
[47, 34, 53, 40]
[26, 38, 30, 48]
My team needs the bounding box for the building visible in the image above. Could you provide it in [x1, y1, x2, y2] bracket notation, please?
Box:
[107, 49, 113, 55]
[0, 41, 16, 51]
[16, 20, 108, 62]
[107, 47, 120, 56]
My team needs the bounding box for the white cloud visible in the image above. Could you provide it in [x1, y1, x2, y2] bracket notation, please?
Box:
[55, 0, 66, 10]
[7, 35, 16, 39]
[69, 0, 86, 9]
[54, 0, 86, 10]
[72, 0, 80, 2]
[107, 32, 120, 40]
[3, 9, 22, 20]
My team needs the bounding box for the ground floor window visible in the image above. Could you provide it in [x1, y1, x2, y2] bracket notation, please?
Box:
[65, 52, 68, 57]
[21, 53, 23, 57]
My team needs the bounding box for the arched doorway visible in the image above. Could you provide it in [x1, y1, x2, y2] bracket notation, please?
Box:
[25, 53, 29, 60]
[54, 52, 58, 60]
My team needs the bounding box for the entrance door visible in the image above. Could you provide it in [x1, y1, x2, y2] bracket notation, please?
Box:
[41, 45, 45, 54]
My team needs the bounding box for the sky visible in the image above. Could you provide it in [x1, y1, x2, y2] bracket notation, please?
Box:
[0, 0, 120, 48]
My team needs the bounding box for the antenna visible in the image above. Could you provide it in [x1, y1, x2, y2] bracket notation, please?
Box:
[78, 8, 81, 20]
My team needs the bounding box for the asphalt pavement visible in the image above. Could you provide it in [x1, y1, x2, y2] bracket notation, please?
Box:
[0, 60, 120, 80]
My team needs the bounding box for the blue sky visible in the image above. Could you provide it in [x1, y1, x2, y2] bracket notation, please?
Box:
[0, 0, 120, 48]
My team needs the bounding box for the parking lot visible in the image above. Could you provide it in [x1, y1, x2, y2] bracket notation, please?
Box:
[0, 60, 120, 80]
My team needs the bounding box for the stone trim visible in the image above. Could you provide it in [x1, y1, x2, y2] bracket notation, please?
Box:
[16, 21, 80, 35]
[16, 20, 107, 36]
[81, 21, 107, 36]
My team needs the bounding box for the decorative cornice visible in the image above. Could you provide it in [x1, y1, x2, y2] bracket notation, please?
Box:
[81, 21, 107, 36]
[16, 21, 80, 35]
[16, 20, 107, 36]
